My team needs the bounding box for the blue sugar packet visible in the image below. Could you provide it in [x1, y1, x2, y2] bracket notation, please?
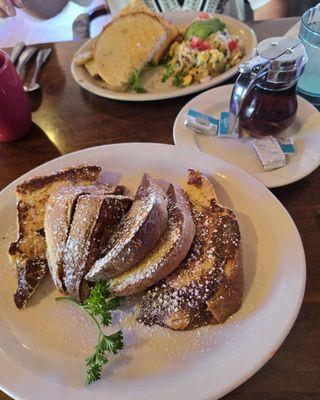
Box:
[185, 109, 219, 136]
[278, 137, 296, 154]
[218, 111, 239, 138]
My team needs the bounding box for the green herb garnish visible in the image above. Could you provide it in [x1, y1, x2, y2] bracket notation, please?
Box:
[56, 281, 124, 385]
[173, 74, 182, 87]
[185, 18, 226, 41]
[129, 69, 146, 93]
[161, 64, 174, 82]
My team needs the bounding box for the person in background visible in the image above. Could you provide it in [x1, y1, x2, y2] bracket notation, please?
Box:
[0, 0, 288, 21]
[0, 0, 91, 18]
[107, 0, 288, 22]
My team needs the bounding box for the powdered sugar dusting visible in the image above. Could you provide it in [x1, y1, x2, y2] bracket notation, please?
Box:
[62, 194, 132, 301]
[87, 174, 168, 281]
[139, 177, 241, 330]
[110, 183, 195, 296]
[44, 184, 129, 297]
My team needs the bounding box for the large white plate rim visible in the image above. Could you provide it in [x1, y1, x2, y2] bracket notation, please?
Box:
[0, 143, 305, 400]
[70, 11, 257, 101]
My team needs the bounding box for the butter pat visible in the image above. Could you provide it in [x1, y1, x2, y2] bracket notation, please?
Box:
[251, 136, 286, 171]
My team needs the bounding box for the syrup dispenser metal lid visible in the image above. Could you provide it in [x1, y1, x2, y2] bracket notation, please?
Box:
[256, 37, 307, 83]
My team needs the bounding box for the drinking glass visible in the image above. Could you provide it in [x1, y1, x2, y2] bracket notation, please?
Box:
[297, 4, 320, 107]
[0, 50, 31, 142]
[106, 0, 130, 17]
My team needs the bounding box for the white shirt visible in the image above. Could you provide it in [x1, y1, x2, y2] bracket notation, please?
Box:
[139, 0, 270, 12]
[248, 0, 270, 10]
[108, 1, 271, 18]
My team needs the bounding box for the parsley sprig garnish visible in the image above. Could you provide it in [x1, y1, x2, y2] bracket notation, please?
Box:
[161, 64, 182, 87]
[173, 73, 182, 87]
[161, 64, 174, 82]
[56, 281, 124, 385]
[129, 69, 146, 93]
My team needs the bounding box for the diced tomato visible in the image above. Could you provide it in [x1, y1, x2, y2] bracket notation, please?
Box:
[191, 37, 211, 50]
[191, 36, 202, 48]
[198, 40, 211, 50]
[198, 12, 210, 20]
[228, 40, 238, 51]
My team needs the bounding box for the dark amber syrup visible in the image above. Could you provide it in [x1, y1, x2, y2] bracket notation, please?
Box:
[239, 81, 298, 138]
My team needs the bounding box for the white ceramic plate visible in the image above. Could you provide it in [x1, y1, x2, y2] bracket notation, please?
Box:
[0, 143, 305, 400]
[173, 84, 320, 188]
[71, 11, 257, 101]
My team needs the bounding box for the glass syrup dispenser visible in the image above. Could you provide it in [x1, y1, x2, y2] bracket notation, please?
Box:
[227, 37, 308, 138]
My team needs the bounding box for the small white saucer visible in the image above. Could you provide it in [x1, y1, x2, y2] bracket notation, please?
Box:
[173, 84, 320, 188]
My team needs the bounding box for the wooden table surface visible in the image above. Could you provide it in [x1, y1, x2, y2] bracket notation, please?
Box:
[1, 17, 320, 400]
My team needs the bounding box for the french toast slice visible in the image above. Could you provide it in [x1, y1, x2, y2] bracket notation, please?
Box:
[62, 194, 132, 302]
[138, 170, 243, 330]
[8, 165, 101, 308]
[119, 0, 179, 64]
[44, 184, 126, 294]
[94, 12, 168, 91]
[86, 173, 168, 281]
[109, 183, 195, 296]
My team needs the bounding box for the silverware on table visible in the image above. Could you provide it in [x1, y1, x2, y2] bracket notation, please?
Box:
[15, 46, 38, 81]
[10, 41, 25, 65]
[24, 48, 52, 92]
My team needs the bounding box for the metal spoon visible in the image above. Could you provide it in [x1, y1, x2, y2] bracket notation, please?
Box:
[24, 48, 52, 92]
[15, 46, 37, 81]
[10, 41, 25, 65]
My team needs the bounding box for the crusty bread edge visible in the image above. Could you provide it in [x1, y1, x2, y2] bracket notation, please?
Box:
[151, 17, 179, 64]
[206, 231, 244, 324]
[86, 174, 168, 281]
[16, 165, 101, 195]
[188, 169, 244, 326]
[118, 0, 179, 64]
[110, 184, 196, 296]
[44, 189, 82, 294]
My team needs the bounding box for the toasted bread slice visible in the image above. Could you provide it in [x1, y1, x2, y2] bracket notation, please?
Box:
[86, 173, 168, 281]
[84, 59, 100, 78]
[118, 0, 151, 16]
[44, 184, 126, 294]
[94, 12, 167, 91]
[152, 18, 179, 64]
[62, 194, 132, 302]
[138, 170, 243, 330]
[9, 166, 101, 308]
[119, 0, 179, 64]
[73, 50, 94, 66]
[109, 183, 195, 296]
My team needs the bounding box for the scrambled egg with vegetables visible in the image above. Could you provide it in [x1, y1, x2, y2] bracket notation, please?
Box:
[162, 13, 243, 87]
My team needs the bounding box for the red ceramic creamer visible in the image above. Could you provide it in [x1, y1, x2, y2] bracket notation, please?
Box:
[0, 50, 31, 142]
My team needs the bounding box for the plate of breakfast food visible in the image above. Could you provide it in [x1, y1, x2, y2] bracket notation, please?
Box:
[174, 84, 320, 188]
[71, 0, 256, 101]
[0, 143, 305, 400]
